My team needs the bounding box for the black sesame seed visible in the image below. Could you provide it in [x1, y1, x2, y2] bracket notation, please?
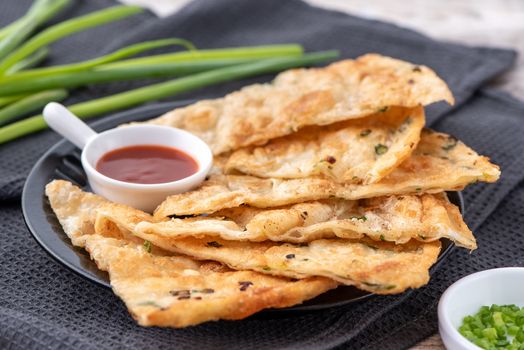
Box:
[239, 281, 253, 291]
[360, 129, 372, 137]
[206, 241, 223, 248]
[324, 156, 336, 164]
[285, 254, 296, 259]
[170, 289, 190, 297]
[168, 214, 197, 219]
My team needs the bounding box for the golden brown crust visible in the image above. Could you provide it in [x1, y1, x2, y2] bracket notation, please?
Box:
[131, 193, 476, 249]
[98, 200, 441, 294]
[42, 46, 488, 327]
[85, 235, 336, 328]
[45, 180, 108, 247]
[343, 129, 500, 199]
[143, 54, 453, 155]
[225, 106, 424, 184]
[154, 129, 500, 218]
[46, 180, 336, 328]
[132, 233, 441, 295]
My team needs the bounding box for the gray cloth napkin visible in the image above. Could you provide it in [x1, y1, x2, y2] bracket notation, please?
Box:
[1, 0, 523, 349]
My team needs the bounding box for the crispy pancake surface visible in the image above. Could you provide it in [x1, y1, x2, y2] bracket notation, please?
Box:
[144, 54, 453, 155]
[126, 193, 475, 249]
[45, 180, 108, 247]
[45, 180, 336, 327]
[42, 50, 500, 329]
[98, 201, 441, 294]
[154, 129, 499, 218]
[225, 106, 424, 184]
[132, 234, 441, 295]
[344, 129, 500, 199]
[85, 235, 335, 328]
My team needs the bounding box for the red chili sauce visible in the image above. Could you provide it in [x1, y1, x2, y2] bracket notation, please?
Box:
[96, 145, 198, 184]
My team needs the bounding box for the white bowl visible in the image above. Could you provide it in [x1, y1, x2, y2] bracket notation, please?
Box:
[438, 267, 524, 350]
[44, 102, 213, 213]
[82, 124, 213, 213]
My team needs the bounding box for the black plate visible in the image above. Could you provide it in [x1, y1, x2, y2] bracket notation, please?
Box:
[22, 101, 460, 312]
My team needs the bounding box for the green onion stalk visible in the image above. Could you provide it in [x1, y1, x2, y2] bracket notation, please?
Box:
[0, 5, 143, 74]
[2, 38, 195, 79]
[0, 0, 71, 40]
[0, 94, 29, 109]
[0, 58, 286, 95]
[0, 0, 70, 60]
[103, 44, 304, 68]
[0, 21, 19, 41]
[0, 51, 339, 144]
[0, 45, 306, 96]
[6, 47, 50, 74]
[0, 89, 67, 126]
[0, 44, 302, 83]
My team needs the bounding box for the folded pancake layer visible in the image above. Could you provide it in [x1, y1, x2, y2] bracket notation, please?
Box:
[225, 106, 425, 184]
[85, 235, 335, 328]
[154, 129, 500, 218]
[96, 199, 441, 294]
[45, 180, 336, 327]
[144, 54, 453, 155]
[123, 193, 476, 249]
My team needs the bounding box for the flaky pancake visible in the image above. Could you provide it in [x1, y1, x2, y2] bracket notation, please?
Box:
[85, 235, 335, 328]
[225, 106, 424, 184]
[95, 200, 441, 294]
[119, 193, 475, 249]
[144, 54, 453, 155]
[129, 234, 441, 295]
[45, 179, 109, 247]
[45, 180, 336, 327]
[154, 129, 499, 218]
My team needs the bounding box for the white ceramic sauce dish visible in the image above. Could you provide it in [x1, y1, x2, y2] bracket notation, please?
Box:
[43, 102, 212, 212]
[438, 267, 524, 350]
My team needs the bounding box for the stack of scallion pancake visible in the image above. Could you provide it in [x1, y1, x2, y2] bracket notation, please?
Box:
[46, 54, 500, 328]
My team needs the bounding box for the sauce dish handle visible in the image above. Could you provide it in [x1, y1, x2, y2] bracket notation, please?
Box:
[43, 102, 97, 149]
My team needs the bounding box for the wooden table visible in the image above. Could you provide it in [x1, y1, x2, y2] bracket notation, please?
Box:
[119, 1, 524, 348]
